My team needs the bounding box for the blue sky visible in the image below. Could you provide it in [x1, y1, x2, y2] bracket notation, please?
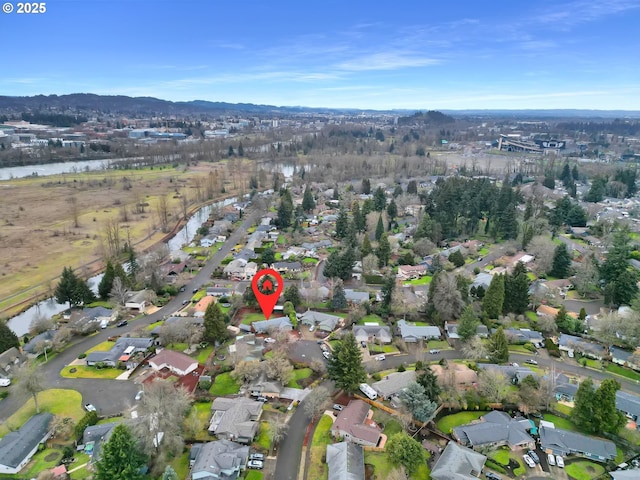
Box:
[2, 0, 640, 110]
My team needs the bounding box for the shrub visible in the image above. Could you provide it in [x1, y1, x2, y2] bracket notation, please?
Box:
[0, 391, 8, 400]
[524, 342, 536, 352]
[372, 373, 382, 381]
[199, 379, 212, 390]
[77, 353, 87, 359]
[398, 364, 406, 372]
[69, 367, 77, 373]
[62, 445, 75, 460]
[74, 411, 99, 439]
[415, 360, 424, 371]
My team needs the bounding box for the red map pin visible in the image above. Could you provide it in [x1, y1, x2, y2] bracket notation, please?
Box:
[252, 268, 284, 320]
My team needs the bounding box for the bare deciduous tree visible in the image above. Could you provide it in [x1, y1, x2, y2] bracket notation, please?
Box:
[52, 327, 73, 352]
[303, 386, 330, 421]
[528, 236, 555, 275]
[68, 195, 80, 228]
[461, 336, 488, 361]
[433, 272, 465, 321]
[29, 314, 53, 335]
[477, 369, 510, 403]
[265, 349, 293, 385]
[156, 196, 170, 233]
[268, 414, 289, 456]
[16, 361, 45, 413]
[109, 277, 129, 306]
[231, 361, 263, 383]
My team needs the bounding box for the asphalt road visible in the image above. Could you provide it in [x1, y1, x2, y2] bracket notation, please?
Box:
[0, 204, 267, 421]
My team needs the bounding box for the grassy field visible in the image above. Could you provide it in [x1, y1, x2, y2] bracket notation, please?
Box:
[404, 275, 433, 286]
[606, 363, 640, 382]
[169, 451, 191, 480]
[0, 389, 84, 437]
[85, 340, 116, 353]
[195, 346, 214, 364]
[436, 411, 485, 434]
[245, 471, 264, 480]
[427, 340, 451, 350]
[241, 312, 267, 325]
[287, 368, 313, 388]
[61, 364, 123, 379]
[369, 344, 400, 354]
[565, 460, 605, 480]
[543, 413, 578, 431]
[0, 161, 256, 318]
[209, 372, 240, 396]
[254, 421, 271, 452]
[308, 415, 334, 480]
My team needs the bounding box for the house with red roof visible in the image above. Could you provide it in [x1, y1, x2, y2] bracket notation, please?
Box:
[330, 399, 384, 447]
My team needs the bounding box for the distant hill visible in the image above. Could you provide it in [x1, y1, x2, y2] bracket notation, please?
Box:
[397, 110, 455, 126]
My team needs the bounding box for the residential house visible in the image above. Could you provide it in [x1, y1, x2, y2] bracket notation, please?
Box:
[502, 328, 544, 346]
[477, 364, 537, 385]
[248, 373, 284, 399]
[396, 264, 428, 281]
[344, 289, 370, 305]
[252, 316, 292, 334]
[610, 346, 636, 368]
[229, 334, 264, 363]
[331, 399, 383, 447]
[148, 349, 199, 376]
[190, 440, 249, 480]
[440, 245, 464, 259]
[536, 305, 560, 317]
[470, 272, 493, 291]
[206, 287, 233, 297]
[430, 441, 486, 480]
[554, 381, 579, 402]
[0, 413, 53, 474]
[615, 391, 640, 425]
[397, 320, 440, 342]
[23, 330, 55, 355]
[558, 334, 605, 359]
[85, 337, 153, 367]
[372, 370, 416, 400]
[298, 310, 341, 332]
[539, 425, 616, 462]
[326, 442, 365, 480]
[452, 411, 535, 451]
[83, 421, 121, 463]
[272, 261, 303, 273]
[352, 325, 392, 344]
[0, 347, 24, 378]
[283, 246, 306, 259]
[611, 471, 640, 480]
[430, 364, 478, 389]
[125, 290, 150, 311]
[151, 316, 203, 336]
[209, 397, 263, 444]
[223, 259, 258, 280]
[160, 260, 188, 278]
[444, 322, 488, 339]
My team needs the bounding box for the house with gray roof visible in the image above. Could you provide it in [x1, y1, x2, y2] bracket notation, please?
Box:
[558, 334, 605, 359]
[372, 370, 416, 400]
[206, 286, 233, 297]
[344, 289, 370, 305]
[125, 290, 150, 310]
[252, 316, 292, 334]
[611, 470, 640, 479]
[86, 337, 153, 367]
[0, 346, 24, 378]
[444, 322, 488, 339]
[431, 441, 486, 480]
[298, 310, 341, 332]
[230, 334, 264, 362]
[0, 413, 53, 474]
[23, 330, 55, 355]
[539, 425, 616, 462]
[471, 273, 493, 291]
[190, 440, 249, 480]
[209, 397, 262, 444]
[502, 328, 544, 345]
[272, 261, 303, 273]
[82, 421, 123, 463]
[327, 442, 365, 480]
[352, 325, 392, 344]
[397, 320, 440, 342]
[452, 411, 535, 451]
[610, 346, 634, 367]
[477, 363, 537, 385]
[248, 373, 284, 399]
[615, 391, 640, 424]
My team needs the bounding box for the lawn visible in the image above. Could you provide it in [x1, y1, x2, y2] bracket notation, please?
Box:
[302, 257, 319, 264]
[526, 272, 537, 281]
[542, 413, 578, 432]
[478, 247, 490, 256]
[146, 320, 164, 331]
[373, 410, 403, 437]
[0, 389, 84, 437]
[195, 346, 214, 364]
[525, 311, 538, 322]
[565, 460, 605, 480]
[209, 372, 240, 396]
[307, 414, 334, 480]
[22, 446, 63, 477]
[254, 421, 271, 452]
[186, 401, 212, 441]
[85, 340, 116, 353]
[554, 403, 573, 416]
[369, 344, 400, 354]
[427, 340, 451, 350]
[508, 344, 535, 355]
[169, 450, 191, 480]
[287, 368, 313, 388]
[245, 471, 264, 480]
[404, 275, 433, 286]
[241, 312, 267, 325]
[68, 452, 92, 479]
[606, 363, 640, 382]
[436, 411, 485, 434]
[357, 314, 383, 325]
[365, 451, 394, 479]
[98, 415, 124, 425]
[61, 364, 123, 379]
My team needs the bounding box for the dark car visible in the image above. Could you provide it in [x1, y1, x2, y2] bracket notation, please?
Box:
[485, 473, 502, 480]
[179, 286, 186, 292]
[249, 453, 265, 461]
[528, 450, 540, 463]
[116, 320, 128, 327]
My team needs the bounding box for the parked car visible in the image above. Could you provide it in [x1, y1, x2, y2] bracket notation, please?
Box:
[256, 396, 268, 402]
[429, 349, 440, 354]
[333, 404, 344, 411]
[525, 359, 538, 365]
[192, 288, 199, 294]
[309, 325, 315, 332]
[264, 337, 276, 343]
[179, 286, 186, 292]
[522, 454, 536, 468]
[247, 460, 263, 469]
[527, 450, 540, 463]
[182, 299, 190, 305]
[485, 473, 502, 480]
[556, 455, 565, 468]
[322, 351, 331, 359]
[249, 453, 264, 461]
[116, 320, 128, 327]
[0, 378, 11, 387]
[135, 391, 144, 401]
[547, 454, 556, 466]
[375, 354, 386, 361]
[84, 403, 97, 412]
[361, 341, 367, 348]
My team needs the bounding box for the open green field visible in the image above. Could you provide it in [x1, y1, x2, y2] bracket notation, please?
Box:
[436, 411, 485, 434]
[61, 364, 123, 379]
[209, 372, 240, 396]
[0, 389, 84, 438]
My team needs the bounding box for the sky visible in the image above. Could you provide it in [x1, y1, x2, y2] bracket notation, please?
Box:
[2, 0, 640, 111]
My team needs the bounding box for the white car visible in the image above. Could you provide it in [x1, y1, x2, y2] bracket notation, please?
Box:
[309, 325, 315, 332]
[556, 455, 565, 468]
[135, 391, 144, 401]
[547, 453, 556, 466]
[84, 403, 97, 412]
[522, 454, 536, 468]
[247, 460, 263, 469]
[264, 337, 276, 343]
[375, 354, 386, 361]
[322, 351, 331, 359]
[0, 378, 11, 387]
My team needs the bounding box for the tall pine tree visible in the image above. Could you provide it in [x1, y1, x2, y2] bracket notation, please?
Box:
[94, 424, 146, 480]
[203, 302, 227, 345]
[327, 332, 366, 393]
[482, 274, 505, 319]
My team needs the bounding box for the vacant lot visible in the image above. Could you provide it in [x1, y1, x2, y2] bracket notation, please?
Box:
[0, 160, 258, 317]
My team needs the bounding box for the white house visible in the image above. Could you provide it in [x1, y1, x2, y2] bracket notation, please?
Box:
[148, 349, 198, 376]
[125, 290, 149, 310]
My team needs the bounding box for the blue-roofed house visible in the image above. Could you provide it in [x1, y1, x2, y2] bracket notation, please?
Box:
[558, 334, 605, 360]
[452, 411, 535, 451]
[396, 320, 440, 342]
[0, 413, 53, 474]
[252, 316, 292, 334]
[539, 425, 616, 462]
[327, 442, 365, 480]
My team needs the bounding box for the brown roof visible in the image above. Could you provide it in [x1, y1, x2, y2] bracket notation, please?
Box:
[149, 349, 197, 373]
[331, 399, 381, 445]
[537, 305, 559, 317]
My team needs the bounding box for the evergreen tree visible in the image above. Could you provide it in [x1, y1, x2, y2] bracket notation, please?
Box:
[0, 320, 20, 354]
[600, 229, 632, 284]
[399, 382, 438, 422]
[237, 142, 244, 157]
[560, 163, 572, 187]
[283, 285, 302, 308]
[98, 261, 116, 300]
[162, 465, 179, 480]
[375, 215, 384, 241]
[261, 247, 275, 266]
[94, 424, 146, 480]
[393, 185, 403, 198]
[361, 178, 371, 195]
[482, 274, 505, 319]
[457, 305, 480, 342]
[585, 176, 606, 202]
[277, 189, 294, 228]
[488, 326, 509, 364]
[386, 199, 398, 219]
[332, 281, 348, 310]
[503, 262, 530, 314]
[302, 185, 315, 212]
[203, 302, 227, 345]
[335, 209, 349, 238]
[416, 367, 441, 402]
[571, 377, 597, 433]
[376, 233, 391, 267]
[407, 180, 418, 195]
[449, 249, 465, 268]
[414, 213, 433, 241]
[55, 266, 81, 308]
[373, 187, 386, 211]
[361, 235, 373, 258]
[351, 201, 366, 232]
[572, 164, 579, 181]
[327, 333, 366, 393]
[594, 379, 626, 434]
[381, 275, 395, 309]
[75, 279, 96, 305]
[386, 433, 426, 475]
[550, 243, 571, 278]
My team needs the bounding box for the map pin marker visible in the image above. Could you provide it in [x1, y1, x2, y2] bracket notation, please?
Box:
[252, 268, 284, 320]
